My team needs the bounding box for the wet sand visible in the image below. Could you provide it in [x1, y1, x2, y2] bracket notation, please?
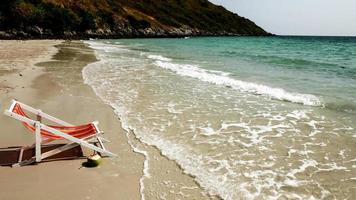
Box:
[0, 40, 216, 200]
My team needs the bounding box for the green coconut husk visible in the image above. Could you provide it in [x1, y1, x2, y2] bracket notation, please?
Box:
[82, 154, 102, 168]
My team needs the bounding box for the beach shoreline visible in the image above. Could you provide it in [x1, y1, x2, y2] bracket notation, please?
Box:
[83, 37, 356, 199]
[0, 40, 216, 200]
[1, 37, 355, 199]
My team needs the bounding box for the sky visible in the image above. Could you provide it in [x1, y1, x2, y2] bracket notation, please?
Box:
[209, 0, 356, 36]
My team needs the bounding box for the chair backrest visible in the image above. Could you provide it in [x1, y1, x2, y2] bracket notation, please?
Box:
[12, 103, 98, 140]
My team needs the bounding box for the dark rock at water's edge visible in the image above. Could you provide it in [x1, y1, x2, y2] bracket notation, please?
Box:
[0, 28, 272, 40]
[0, 0, 272, 40]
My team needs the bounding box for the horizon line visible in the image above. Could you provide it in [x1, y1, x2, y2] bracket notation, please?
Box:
[274, 34, 356, 37]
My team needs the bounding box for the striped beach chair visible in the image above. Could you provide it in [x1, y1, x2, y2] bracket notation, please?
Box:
[4, 100, 117, 167]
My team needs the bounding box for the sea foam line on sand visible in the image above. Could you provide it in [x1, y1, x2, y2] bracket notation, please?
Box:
[83, 67, 151, 200]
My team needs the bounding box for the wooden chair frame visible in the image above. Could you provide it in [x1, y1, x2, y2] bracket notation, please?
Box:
[3, 100, 117, 167]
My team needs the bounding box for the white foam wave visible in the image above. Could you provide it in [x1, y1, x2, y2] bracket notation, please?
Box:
[147, 54, 172, 61]
[154, 60, 322, 106]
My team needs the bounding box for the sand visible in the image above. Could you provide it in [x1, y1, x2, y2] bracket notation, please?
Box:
[0, 40, 143, 200]
[0, 40, 217, 200]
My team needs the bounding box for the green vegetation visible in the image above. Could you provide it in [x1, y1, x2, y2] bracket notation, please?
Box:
[0, 0, 270, 38]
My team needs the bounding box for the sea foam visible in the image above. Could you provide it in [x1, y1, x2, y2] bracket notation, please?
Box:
[147, 54, 172, 61]
[152, 60, 322, 106]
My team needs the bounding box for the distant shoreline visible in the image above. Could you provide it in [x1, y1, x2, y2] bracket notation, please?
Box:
[0, 32, 273, 40]
[3, 34, 356, 41]
[3, 33, 356, 40]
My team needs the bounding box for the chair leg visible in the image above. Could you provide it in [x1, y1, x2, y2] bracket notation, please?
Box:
[18, 147, 24, 163]
[35, 122, 42, 163]
[12, 141, 84, 167]
[97, 136, 106, 151]
[12, 158, 36, 167]
[12, 139, 53, 167]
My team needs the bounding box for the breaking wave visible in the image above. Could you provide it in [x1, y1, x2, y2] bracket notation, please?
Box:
[148, 57, 322, 106]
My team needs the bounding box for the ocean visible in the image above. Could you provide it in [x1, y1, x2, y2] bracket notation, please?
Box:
[83, 36, 356, 200]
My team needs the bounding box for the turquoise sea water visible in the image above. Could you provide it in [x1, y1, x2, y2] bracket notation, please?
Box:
[84, 37, 356, 199]
[124, 36, 356, 113]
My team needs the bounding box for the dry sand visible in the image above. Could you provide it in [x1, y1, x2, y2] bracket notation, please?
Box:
[0, 40, 217, 200]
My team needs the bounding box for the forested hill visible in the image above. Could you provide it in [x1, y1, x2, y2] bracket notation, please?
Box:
[0, 0, 271, 39]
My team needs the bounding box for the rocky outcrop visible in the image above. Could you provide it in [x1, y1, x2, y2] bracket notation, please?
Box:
[0, 0, 271, 39]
